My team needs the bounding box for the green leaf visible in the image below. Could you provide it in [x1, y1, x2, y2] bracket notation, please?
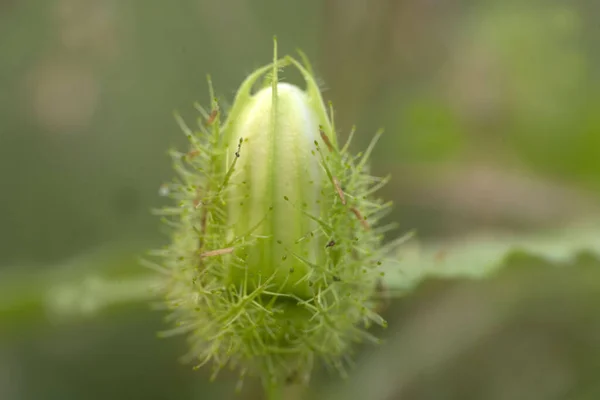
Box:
[0, 242, 159, 334]
[384, 223, 600, 292]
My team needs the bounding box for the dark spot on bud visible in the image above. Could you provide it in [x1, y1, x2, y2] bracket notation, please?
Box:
[235, 137, 243, 157]
[286, 372, 298, 384]
[326, 240, 335, 248]
[332, 275, 341, 282]
[283, 196, 289, 201]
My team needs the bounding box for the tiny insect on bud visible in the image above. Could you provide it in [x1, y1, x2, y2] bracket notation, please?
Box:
[319, 126, 334, 152]
[205, 108, 218, 125]
[185, 149, 201, 159]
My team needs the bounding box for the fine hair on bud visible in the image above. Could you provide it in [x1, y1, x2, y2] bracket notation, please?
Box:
[151, 39, 404, 390]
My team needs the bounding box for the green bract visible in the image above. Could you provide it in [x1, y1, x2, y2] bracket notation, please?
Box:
[153, 42, 402, 389]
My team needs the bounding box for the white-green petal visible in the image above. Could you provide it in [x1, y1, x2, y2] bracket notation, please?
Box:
[227, 83, 323, 298]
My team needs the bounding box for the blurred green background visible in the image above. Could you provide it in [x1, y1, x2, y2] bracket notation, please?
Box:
[1, 0, 600, 399]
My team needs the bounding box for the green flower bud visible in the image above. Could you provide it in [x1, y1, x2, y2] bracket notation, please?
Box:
[225, 79, 329, 300]
[154, 41, 402, 389]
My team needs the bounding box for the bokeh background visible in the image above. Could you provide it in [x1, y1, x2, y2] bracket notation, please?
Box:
[1, 0, 600, 399]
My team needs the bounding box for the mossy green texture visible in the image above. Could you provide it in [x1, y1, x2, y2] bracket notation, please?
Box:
[154, 42, 401, 388]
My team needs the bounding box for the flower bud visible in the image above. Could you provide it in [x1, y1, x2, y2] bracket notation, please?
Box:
[155, 41, 399, 389]
[225, 83, 328, 300]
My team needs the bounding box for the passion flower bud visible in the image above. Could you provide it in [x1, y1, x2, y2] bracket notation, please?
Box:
[155, 41, 401, 390]
[225, 82, 327, 300]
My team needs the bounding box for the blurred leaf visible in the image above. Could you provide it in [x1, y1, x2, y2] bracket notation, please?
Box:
[327, 227, 600, 400]
[0, 241, 156, 335]
[385, 222, 600, 292]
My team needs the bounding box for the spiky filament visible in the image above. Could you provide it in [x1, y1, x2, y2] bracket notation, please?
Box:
[153, 42, 397, 389]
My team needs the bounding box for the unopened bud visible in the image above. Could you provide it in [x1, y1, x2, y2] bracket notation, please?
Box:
[154, 40, 399, 388]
